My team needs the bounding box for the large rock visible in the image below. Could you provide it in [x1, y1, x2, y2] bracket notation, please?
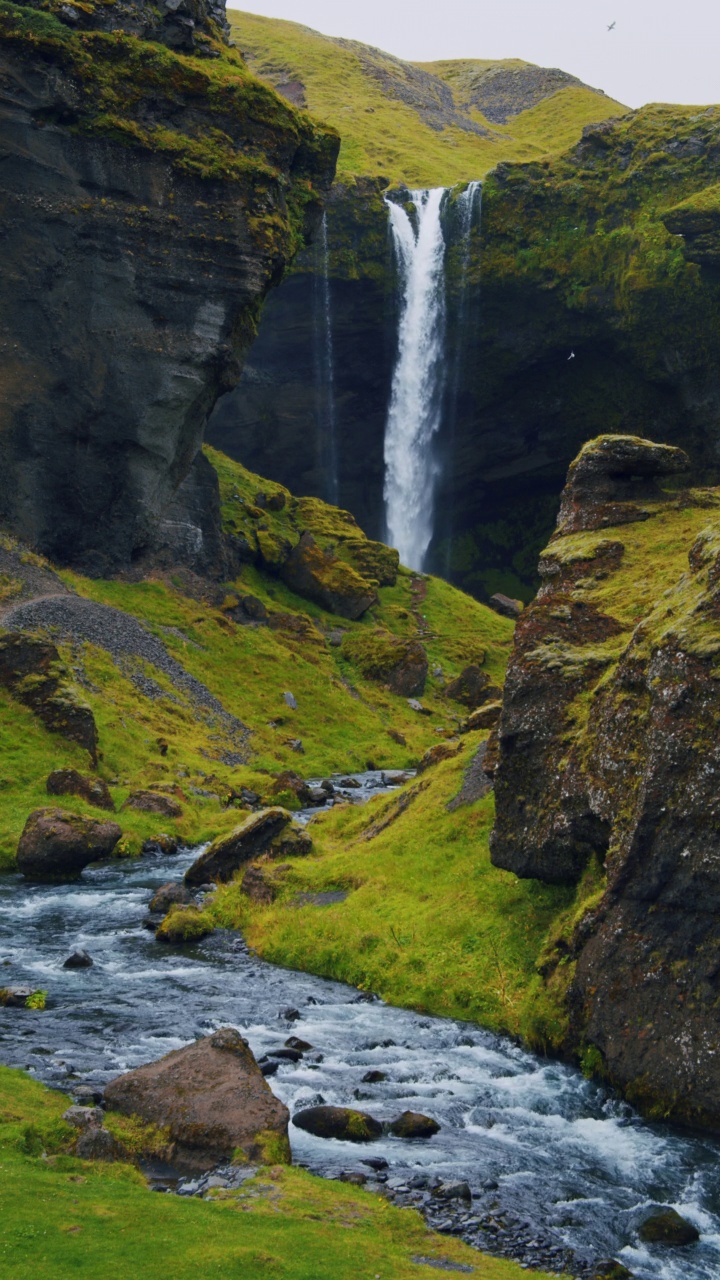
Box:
[47, 769, 114, 811]
[280, 533, 378, 620]
[444, 664, 499, 708]
[0, 633, 97, 760]
[0, 9, 337, 575]
[122, 791, 183, 819]
[341, 629, 428, 696]
[388, 1111, 440, 1139]
[555, 435, 690, 536]
[292, 1105, 382, 1143]
[490, 436, 720, 1132]
[104, 1028, 288, 1172]
[638, 1209, 700, 1246]
[184, 808, 292, 886]
[17, 808, 122, 879]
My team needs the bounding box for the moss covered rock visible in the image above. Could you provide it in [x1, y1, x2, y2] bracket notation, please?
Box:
[17, 808, 122, 880]
[342, 629, 428, 696]
[292, 1105, 382, 1143]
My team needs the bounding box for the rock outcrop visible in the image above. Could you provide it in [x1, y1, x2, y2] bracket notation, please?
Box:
[184, 808, 292, 885]
[490, 434, 720, 1130]
[0, 633, 98, 761]
[0, 0, 337, 574]
[104, 1027, 290, 1171]
[17, 808, 122, 879]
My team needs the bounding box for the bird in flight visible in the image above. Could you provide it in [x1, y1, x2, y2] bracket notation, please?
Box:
[607, 20, 616, 30]
[568, 351, 576, 360]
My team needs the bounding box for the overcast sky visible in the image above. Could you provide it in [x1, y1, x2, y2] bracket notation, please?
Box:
[233, 1, 720, 109]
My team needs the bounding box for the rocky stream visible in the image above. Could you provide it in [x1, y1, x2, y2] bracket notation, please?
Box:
[1, 782, 719, 1280]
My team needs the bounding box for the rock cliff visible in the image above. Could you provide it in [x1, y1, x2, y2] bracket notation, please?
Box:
[0, 0, 337, 574]
[490, 434, 720, 1129]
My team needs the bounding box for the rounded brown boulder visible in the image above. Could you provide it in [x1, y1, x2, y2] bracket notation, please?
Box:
[17, 808, 122, 880]
[292, 1105, 382, 1143]
[103, 1027, 290, 1173]
[388, 1110, 440, 1139]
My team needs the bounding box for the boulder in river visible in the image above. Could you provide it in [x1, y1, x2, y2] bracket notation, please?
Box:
[292, 1105, 382, 1143]
[155, 906, 214, 944]
[46, 769, 114, 811]
[103, 1027, 290, 1173]
[141, 833, 179, 856]
[388, 1110, 440, 1139]
[122, 790, 183, 818]
[638, 1207, 700, 1246]
[589, 1263, 635, 1280]
[63, 949, 93, 969]
[17, 808, 122, 879]
[184, 808, 292, 886]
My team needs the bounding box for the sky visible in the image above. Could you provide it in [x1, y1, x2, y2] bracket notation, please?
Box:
[232, 1, 720, 109]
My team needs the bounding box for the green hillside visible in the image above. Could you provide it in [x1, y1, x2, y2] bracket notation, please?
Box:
[228, 9, 627, 186]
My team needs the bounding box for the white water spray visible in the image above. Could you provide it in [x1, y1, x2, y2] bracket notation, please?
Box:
[383, 188, 448, 571]
[313, 213, 339, 505]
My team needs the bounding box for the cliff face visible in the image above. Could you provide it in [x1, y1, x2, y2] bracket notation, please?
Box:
[208, 104, 720, 603]
[490, 434, 720, 1129]
[0, 0, 337, 574]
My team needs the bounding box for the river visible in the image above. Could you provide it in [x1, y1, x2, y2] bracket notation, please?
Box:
[1, 817, 719, 1280]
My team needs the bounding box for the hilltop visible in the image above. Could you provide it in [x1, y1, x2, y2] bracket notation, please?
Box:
[228, 9, 627, 186]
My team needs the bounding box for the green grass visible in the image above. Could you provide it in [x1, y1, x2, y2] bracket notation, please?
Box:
[228, 10, 625, 186]
[209, 746, 587, 1049]
[0, 448, 513, 870]
[0, 1068, 558, 1280]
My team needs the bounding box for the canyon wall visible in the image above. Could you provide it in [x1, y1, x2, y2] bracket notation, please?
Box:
[0, 0, 337, 574]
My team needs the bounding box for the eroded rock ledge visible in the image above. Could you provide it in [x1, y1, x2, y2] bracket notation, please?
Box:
[491, 434, 720, 1130]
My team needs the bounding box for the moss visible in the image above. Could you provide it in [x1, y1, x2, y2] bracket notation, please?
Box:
[155, 905, 215, 943]
[253, 1129, 292, 1165]
[341, 629, 417, 681]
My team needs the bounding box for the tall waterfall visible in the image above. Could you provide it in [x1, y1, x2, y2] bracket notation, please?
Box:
[444, 180, 482, 574]
[313, 213, 339, 505]
[383, 188, 448, 572]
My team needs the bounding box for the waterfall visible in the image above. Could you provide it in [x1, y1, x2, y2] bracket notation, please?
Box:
[313, 213, 339, 505]
[383, 188, 448, 572]
[444, 180, 482, 575]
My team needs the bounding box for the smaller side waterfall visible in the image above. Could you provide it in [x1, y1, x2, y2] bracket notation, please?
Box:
[313, 213, 339, 506]
[383, 188, 448, 572]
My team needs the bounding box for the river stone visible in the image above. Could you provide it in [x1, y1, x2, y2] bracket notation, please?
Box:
[638, 1207, 700, 1246]
[149, 881, 193, 913]
[433, 1180, 471, 1201]
[292, 1105, 382, 1143]
[122, 790, 183, 818]
[63, 948, 93, 969]
[184, 808, 292, 886]
[388, 1111, 440, 1139]
[46, 769, 114, 811]
[103, 1027, 290, 1173]
[17, 808, 122, 879]
[142, 833, 179, 856]
[589, 1263, 635, 1280]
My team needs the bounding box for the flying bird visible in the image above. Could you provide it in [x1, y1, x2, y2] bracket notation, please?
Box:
[568, 351, 576, 360]
[607, 20, 616, 30]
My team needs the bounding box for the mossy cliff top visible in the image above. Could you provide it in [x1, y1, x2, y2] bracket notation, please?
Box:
[228, 8, 625, 187]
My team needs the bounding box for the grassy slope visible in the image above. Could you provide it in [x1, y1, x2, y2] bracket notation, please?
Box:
[0, 1068, 556, 1280]
[228, 10, 626, 186]
[0, 447, 513, 868]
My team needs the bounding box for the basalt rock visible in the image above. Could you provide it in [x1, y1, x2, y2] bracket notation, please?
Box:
[292, 1105, 382, 1143]
[0, 633, 98, 761]
[47, 769, 114, 812]
[184, 807, 292, 885]
[0, 1, 337, 575]
[104, 1027, 290, 1172]
[490, 434, 720, 1132]
[17, 808, 122, 879]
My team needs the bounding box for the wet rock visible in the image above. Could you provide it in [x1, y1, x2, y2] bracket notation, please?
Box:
[122, 791, 183, 818]
[17, 808, 122, 879]
[489, 593, 524, 620]
[433, 1180, 472, 1201]
[141, 833, 179, 856]
[293, 1105, 382, 1143]
[285, 1036, 313, 1051]
[0, 633, 98, 761]
[388, 1111, 440, 1139]
[589, 1263, 635, 1280]
[280, 532, 378, 620]
[416, 742, 462, 773]
[280, 1007, 300, 1021]
[184, 808, 291, 886]
[361, 1156, 389, 1171]
[339, 1170, 367, 1185]
[270, 1048, 302, 1062]
[461, 701, 502, 732]
[362, 1070, 386, 1084]
[260, 1061, 278, 1077]
[638, 1208, 700, 1246]
[104, 1027, 289, 1173]
[46, 769, 114, 811]
[444, 665, 499, 709]
[148, 882, 193, 913]
[0, 987, 35, 1007]
[63, 949, 93, 969]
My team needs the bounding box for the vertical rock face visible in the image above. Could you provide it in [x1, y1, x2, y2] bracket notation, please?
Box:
[0, 0, 338, 573]
[490, 434, 720, 1130]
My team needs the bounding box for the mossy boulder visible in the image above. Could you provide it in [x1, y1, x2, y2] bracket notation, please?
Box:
[341, 629, 428, 696]
[388, 1111, 440, 1139]
[17, 808, 122, 880]
[638, 1209, 700, 1247]
[122, 790, 183, 819]
[292, 1105, 382, 1143]
[184, 808, 292, 886]
[46, 768, 114, 811]
[444, 664, 499, 709]
[280, 533, 378, 620]
[0, 632, 97, 761]
[155, 906, 214, 944]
